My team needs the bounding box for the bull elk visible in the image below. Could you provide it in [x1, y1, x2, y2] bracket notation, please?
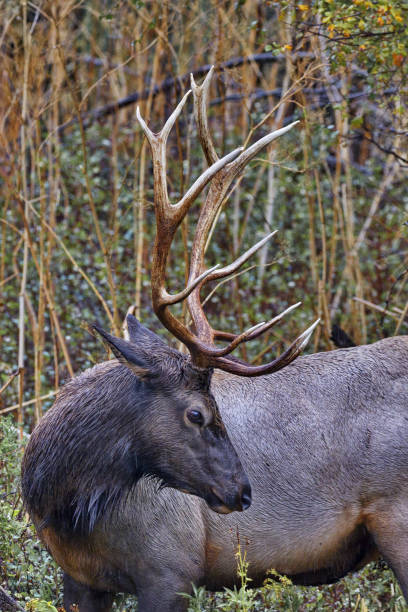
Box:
[22, 69, 408, 611]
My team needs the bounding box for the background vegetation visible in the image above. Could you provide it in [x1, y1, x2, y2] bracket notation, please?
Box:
[0, 0, 407, 608]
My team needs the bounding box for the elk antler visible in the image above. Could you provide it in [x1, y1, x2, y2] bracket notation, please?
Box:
[137, 67, 319, 376]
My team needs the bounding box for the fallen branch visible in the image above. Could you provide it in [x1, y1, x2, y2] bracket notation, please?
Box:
[0, 585, 25, 612]
[57, 52, 312, 132]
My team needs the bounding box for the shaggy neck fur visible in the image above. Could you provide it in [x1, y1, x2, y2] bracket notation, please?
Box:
[22, 359, 211, 536]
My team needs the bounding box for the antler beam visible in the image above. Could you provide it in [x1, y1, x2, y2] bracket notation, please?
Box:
[137, 67, 319, 375]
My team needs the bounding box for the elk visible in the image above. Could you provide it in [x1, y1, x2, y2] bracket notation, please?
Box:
[22, 69, 408, 612]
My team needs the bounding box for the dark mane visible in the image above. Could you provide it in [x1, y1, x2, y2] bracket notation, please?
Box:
[22, 354, 215, 536]
[22, 361, 165, 535]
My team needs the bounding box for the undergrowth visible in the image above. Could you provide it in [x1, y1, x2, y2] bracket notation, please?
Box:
[0, 417, 62, 609]
[181, 546, 407, 612]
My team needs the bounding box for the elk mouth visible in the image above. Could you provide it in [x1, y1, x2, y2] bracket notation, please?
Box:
[161, 475, 251, 513]
[207, 485, 252, 514]
[175, 485, 237, 513]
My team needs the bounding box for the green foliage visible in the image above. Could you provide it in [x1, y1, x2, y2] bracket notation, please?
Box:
[182, 560, 408, 611]
[273, 0, 408, 118]
[317, 0, 407, 80]
[0, 418, 62, 607]
[262, 569, 303, 611]
[218, 543, 257, 611]
[181, 584, 210, 612]
[179, 537, 408, 611]
[25, 600, 59, 612]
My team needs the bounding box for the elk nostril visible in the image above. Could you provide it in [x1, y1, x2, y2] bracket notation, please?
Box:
[241, 485, 252, 511]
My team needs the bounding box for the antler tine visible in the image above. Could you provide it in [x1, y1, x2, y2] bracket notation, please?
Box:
[161, 90, 192, 142]
[211, 322, 267, 356]
[191, 302, 302, 359]
[191, 68, 299, 191]
[205, 230, 278, 283]
[213, 302, 302, 343]
[137, 90, 192, 146]
[211, 319, 320, 377]
[191, 66, 219, 166]
[135, 107, 155, 146]
[225, 121, 300, 181]
[163, 264, 220, 306]
[174, 146, 243, 222]
[243, 302, 302, 342]
[136, 91, 191, 220]
[191, 66, 300, 179]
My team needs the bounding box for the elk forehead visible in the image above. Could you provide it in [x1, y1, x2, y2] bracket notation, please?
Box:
[182, 362, 213, 391]
[178, 364, 221, 418]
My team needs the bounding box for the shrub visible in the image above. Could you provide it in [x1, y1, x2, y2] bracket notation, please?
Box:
[0, 417, 62, 607]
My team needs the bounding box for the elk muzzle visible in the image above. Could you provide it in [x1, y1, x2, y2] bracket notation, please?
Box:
[207, 480, 252, 513]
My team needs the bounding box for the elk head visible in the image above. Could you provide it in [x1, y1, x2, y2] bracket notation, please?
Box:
[94, 68, 318, 516]
[91, 315, 251, 515]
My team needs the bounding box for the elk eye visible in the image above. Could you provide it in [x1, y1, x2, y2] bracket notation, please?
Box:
[187, 409, 204, 425]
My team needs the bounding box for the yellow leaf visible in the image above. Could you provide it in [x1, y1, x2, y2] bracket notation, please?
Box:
[298, 4, 309, 10]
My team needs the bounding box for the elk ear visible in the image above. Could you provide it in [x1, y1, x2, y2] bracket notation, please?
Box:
[125, 314, 168, 349]
[91, 324, 155, 380]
